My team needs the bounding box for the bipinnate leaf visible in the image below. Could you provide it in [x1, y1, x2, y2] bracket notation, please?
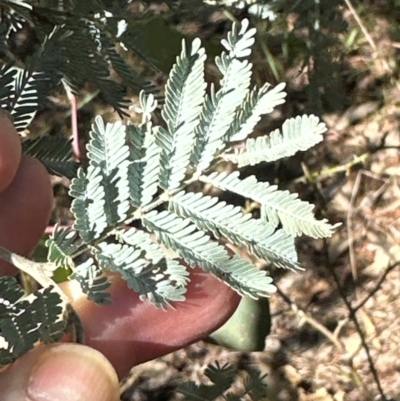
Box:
[41, 18, 340, 313]
[0, 17, 344, 371]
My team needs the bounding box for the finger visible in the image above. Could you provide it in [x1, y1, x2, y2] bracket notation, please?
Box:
[0, 343, 119, 401]
[0, 156, 53, 275]
[62, 269, 240, 378]
[0, 111, 21, 192]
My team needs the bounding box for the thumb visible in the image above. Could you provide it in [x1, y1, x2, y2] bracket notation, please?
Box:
[0, 343, 119, 401]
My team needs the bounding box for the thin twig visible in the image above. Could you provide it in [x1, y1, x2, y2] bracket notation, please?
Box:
[297, 157, 384, 398]
[344, 0, 376, 50]
[347, 169, 362, 287]
[344, 0, 392, 74]
[323, 240, 388, 401]
[347, 170, 389, 297]
[275, 286, 344, 351]
[353, 261, 400, 313]
[294, 152, 369, 183]
[64, 83, 81, 160]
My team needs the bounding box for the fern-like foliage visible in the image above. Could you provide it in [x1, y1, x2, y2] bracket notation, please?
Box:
[0, 276, 66, 367]
[201, 171, 340, 239]
[176, 362, 268, 401]
[0, 0, 159, 121]
[22, 136, 78, 178]
[43, 18, 338, 306]
[0, 65, 50, 132]
[169, 191, 300, 270]
[223, 114, 327, 166]
[0, 19, 339, 366]
[69, 259, 112, 305]
[46, 226, 84, 269]
[158, 37, 207, 190]
[86, 117, 131, 227]
[190, 19, 254, 174]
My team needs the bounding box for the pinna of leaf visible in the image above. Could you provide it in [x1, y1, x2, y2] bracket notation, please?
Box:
[0, 18, 339, 366]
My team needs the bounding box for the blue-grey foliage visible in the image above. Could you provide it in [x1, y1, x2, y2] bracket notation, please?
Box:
[47, 18, 337, 305]
[0, 18, 339, 368]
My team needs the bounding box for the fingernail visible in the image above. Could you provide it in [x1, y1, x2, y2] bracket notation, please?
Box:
[27, 344, 119, 401]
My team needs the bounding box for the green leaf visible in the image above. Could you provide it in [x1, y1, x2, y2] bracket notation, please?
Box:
[191, 20, 255, 173]
[22, 136, 78, 179]
[0, 277, 66, 367]
[7, 67, 45, 132]
[95, 241, 187, 308]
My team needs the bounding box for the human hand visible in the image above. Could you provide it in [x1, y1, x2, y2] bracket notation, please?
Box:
[0, 114, 240, 401]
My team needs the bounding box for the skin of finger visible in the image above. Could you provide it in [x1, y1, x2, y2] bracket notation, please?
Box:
[61, 270, 240, 378]
[0, 112, 21, 192]
[0, 343, 119, 401]
[0, 156, 53, 275]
